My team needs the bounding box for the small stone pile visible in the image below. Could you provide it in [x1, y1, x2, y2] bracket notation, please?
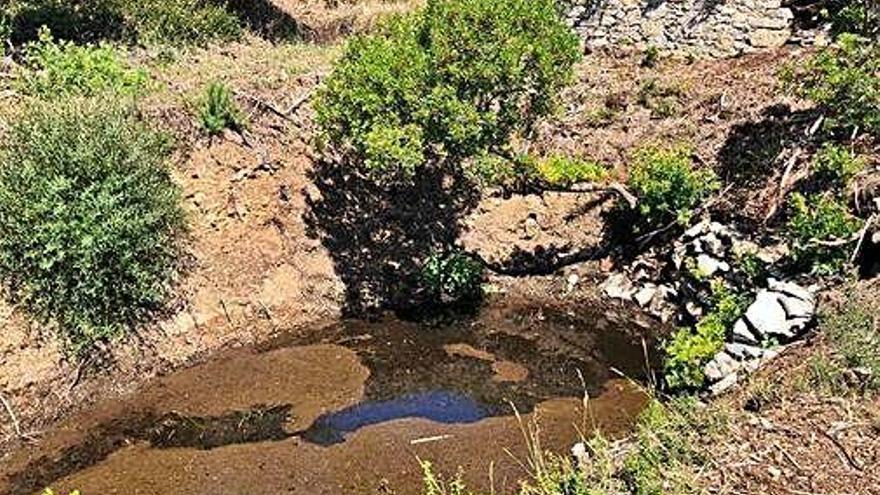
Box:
[703, 278, 816, 394]
[601, 217, 818, 394]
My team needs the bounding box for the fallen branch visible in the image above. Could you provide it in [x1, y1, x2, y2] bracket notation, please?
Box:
[850, 214, 877, 264]
[234, 91, 295, 122]
[821, 428, 863, 471]
[635, 183, 734, 248]
[543, 181, 638, 209]
[0, 393, 34, 442]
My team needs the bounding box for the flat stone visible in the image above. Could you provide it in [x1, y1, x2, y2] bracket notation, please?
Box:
[705, 351, 740, 382]
[732, 319, 760, 345]
[750, 28, 791, 48]
[744, 290, 789, 339]
[767, 279, 815, 304]
[701, 232, 726, 257]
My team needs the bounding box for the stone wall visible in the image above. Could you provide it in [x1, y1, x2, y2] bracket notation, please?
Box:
[565, 0, 804, 57]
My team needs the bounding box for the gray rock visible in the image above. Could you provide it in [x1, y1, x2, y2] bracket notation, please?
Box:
[710, 372, 739, 396]
[602, 273, 635, 301]
[704, 351, 740, 382]
[732, 318, 760, 345]
[767, 278, 815, 305]
[744, 290, 789, 339]
[724, 342, 765, 360]
[634, 285, 657, 307]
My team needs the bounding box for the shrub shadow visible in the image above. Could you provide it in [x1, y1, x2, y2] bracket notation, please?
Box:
[220, 0, 312, 41]
[304, 158, 481, 316]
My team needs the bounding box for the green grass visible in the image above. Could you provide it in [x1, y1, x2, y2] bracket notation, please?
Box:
[199, 81, 245, 136]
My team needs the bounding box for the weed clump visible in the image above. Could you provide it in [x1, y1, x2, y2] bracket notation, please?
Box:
[786, 192, 862, 275]
[534, 155, 609, 187]
[199, 81, 245, 136]
[663, 281, 747, 390]
[17, 28, 147, 98]
[811, 142, 866, 186]
[0, 100, 187, 354]
[316, 0, 579, 183]
[421, 251, 484, 304]
[628, 145, 719, 231]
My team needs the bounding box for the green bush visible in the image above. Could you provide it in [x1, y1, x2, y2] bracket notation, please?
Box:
[828, 0, 879, 38]
[534, 155, 609, 187]
[316, 0, 579, 183]
[121, 0, 242, 46]
[786, 192, 862, 275]
[812, 142, 866, 186]
[422, 251, 484, 303]
[0, 100, 187, 353]
[199, 81, 245, 136]
[628, 145, 719, 230]
[17, 28, 147, 98]
[663, 281, 747, 390]
[784, 33, 879, 136]
[1, 0, 241, 46]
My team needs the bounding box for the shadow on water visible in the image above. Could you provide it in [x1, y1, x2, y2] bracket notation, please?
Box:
[4, 405, 295, 495]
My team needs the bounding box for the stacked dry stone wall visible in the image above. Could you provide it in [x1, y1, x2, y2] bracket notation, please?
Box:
[565, 0, 812, 57]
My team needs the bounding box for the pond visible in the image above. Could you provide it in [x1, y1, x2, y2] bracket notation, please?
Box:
[1, 298, 657, 495]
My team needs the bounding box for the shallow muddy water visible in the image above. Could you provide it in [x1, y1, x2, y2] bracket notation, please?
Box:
[1, 299, 655, 495]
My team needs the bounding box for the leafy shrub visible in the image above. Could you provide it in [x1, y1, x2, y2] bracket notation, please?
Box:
[316, 0, 580, 183]
[784, 33, 880, 136]
[821, 288, 880, 390]
[17, 28, 147, 98]
[120, 0, 242, 46]
[664, 281, 746, 390]
[812, 142, 866, 186]
[199, 81, 245, 136]
[628, 145, 719, 230]
[828, 0, 879, 38]
[421, 251, 484, 303]
[2, 0, 241, 46]
[786, 192, 862, 275]
[534, 155, 609, 187]
[0, 100, 187, 353]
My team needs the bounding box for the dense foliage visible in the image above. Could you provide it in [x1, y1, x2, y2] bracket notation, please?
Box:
[0, 101, 187, 353]
[199, 81, 245, 136]
[627, 145, 719, 230]
[1, 0, 242, 46]
[315, 0, 580, 182]
[17, 28, 148, 98]
[786, 192, 862, 275]
[784, 33, 879, 136]
[811, 142, 866, 185]
[421, 251, 484, 303]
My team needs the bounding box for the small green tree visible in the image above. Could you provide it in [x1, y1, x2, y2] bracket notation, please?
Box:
[0, 100, 187, 353]
[316, 0, 580, 183]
